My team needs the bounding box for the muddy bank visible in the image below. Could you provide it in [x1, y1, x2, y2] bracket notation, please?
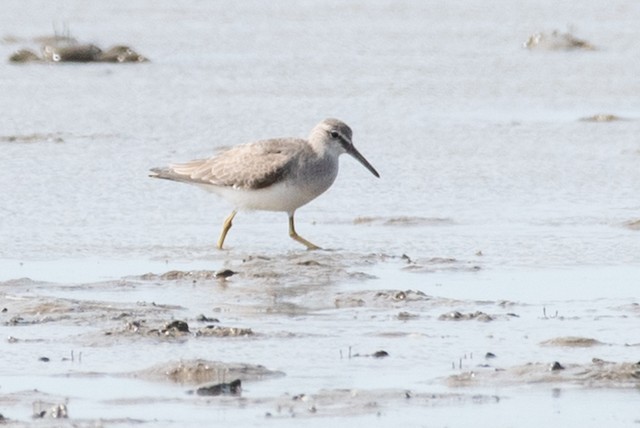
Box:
[523, 30, 595, 50]
[6, 34, 148, 63]
[1, 255, 639, 427]
[449, 359, 640, 388]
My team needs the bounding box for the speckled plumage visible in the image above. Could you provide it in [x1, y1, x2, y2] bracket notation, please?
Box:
[153, 138, 310, 190]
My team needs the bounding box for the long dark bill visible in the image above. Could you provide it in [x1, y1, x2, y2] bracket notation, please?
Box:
[346, 145, 380, 178]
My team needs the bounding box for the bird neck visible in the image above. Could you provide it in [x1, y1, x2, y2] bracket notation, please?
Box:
[308, 133, 340, 161]
[307, 128, 325, 150]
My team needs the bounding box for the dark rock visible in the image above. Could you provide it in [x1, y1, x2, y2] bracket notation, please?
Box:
[196, 379, 241, 396]
[96, 45, 148, 63]
[42, 44, 102, 62]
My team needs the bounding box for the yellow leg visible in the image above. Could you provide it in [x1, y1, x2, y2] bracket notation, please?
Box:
[217, 210, 237, 249]
[288, 213, 321, 250]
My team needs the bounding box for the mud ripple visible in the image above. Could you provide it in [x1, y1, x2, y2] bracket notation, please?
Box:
[401, 255, 481, 274]
[335, 289, 435, 309]
[130, 359, 284, 385]
[265, 388, 500, 419]
[580, 114, 626, 122]
[1, 293, 177, 330]
[107, 318, 253, 340]
[624, 219, 640, 231]
[448, 360, 640, 388]
[438, 311, 495, 322]
[136, 251, 380, 290]
[0, 132, 65, 144]
[353, 216, 454, 226]
[523, 30, 595, 51]
[540, 336, 604, 347]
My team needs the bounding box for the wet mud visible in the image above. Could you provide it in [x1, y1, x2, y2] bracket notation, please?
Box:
[539, 336, 604, 347]
[6, 34, 148, 64]
[523, 30, 596, 51]
[0, 132, 66, 144]
[579, 113, 627, 122]
[2, 253, 638, 426]
[2, 3, 640, 425]
[353, 216, 455, 227]
[624, 219, 640, 230]
[448, 359, 640, 388]
[131, 359, 284, 385]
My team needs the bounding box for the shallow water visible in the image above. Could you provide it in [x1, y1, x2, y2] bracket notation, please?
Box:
[1, 0, 640, 426]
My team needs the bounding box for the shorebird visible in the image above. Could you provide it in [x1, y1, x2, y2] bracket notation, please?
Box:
[150, 118, 380, 250]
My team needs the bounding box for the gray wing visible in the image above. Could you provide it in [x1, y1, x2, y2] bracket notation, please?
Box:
[150, 138, 305, 190]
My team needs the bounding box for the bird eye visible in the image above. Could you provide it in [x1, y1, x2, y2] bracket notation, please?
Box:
[329, 130, 340, 139]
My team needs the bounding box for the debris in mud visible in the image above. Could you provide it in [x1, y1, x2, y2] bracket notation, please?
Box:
[623, 219, 640, 231]
[397, 311, 419, 320]
[121, 319, 146, 333]
[6, 316, 27, 326]
[334, 288, 461, 309]
[550, 361, 565, 371]
[297, 260, 323, 267]
[118, 318, 251, 338]
[379, 290, 429, 302]
[438, 311, 494, 322]
[292, 393, 310, 401]
[8, 34, 148, 63]
[448, 360, 640, 388]
[215, 269, 236, 279]
[32, 401, 68, 419]
[140, 270, 220, 281]
[540, 336, 603, 347]
[196, 314, 220, 323]
[268, 388, 500, 419]
[401, 256, 481, 274]
[97, 45, 148, 63]
[401, 254, 413, 264]
[523, 30, 595, 51]
[334, 296, 366, 308]
[353, 216, 454, 226]
[579, 114, 625, 122]
[61, 350, 82, 363]
[232, 251, 379, 287]
[195, 325, 253, 337]
[194, 379, 242, 396]
[147, 321, 191, 338]
[541, 306, 561, 319]
[131, 360, 284, 385]
[0, 133, 65, 144]
[352, 350, 390, 359]
[163, 320, 190, 334]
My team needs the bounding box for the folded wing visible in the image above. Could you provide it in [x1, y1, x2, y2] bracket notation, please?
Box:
[150, 138, 305, 190]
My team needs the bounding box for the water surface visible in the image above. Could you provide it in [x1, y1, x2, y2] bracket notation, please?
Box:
[1, 1, 639, 426]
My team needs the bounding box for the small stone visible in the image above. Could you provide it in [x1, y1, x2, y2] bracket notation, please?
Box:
[196, 314, 220, 323]
[196, 379, 241, 396]
[397, 311, 418, 320]
[164, 320, 189, 333]
[215, 269, 235, 279]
